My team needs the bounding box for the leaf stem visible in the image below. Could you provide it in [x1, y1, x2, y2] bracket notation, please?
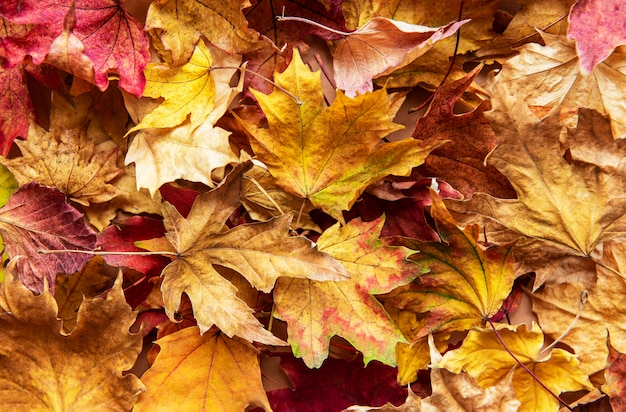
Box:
[243, 175, 286, 215]
[275, 15, 352, 37]
[38, 249, 179, 257]
[486, 318, 573, 411]
[539, 290, 588, 356]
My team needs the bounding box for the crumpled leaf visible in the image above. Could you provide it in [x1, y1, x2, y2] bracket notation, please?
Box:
[0, 0, 149, 96]
[0, 182, 97, 294]
[531, 240, 626, 375]
[145, 0, 261, 65]
[494, 30, 626, 138]
[273, 216, 419, 368]
[568, 0, 626, 73]
[151, 162, 348, 344]
[241, 48, 444, 221]
[134, 326, 271, 412]
[448, 83, 626, 286]
[0, 274, 143, 411]
[386, 192, 516, 339]
[0, 65, 33, 156]
[604, 333, 626, 412]
[412, 66, 515, 199]
[331, 17, 467, 97]
[438, 323, 592, 412]
[3, 120, 123, 206]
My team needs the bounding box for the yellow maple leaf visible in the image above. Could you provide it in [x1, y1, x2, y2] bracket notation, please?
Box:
[152, 162, 348, 344]
[3, 120, 123, 206]
[437, 323, 592, 412]
[241, 48, 444, 221]
[0, 274, 143, 410]
[134, 326, 270, 411]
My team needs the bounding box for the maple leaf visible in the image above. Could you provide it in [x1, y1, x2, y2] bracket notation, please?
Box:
[273, 216, 419, 368]
[494, 30, 626, 138]
[530, 240, 626, 375]
[151, 162, 348, 344]
[3, 121, 123, 206]
[134, 326, 270, 411]
[568, 0, 626, 73]
[331, 17, 467, 97]
[0, 0, 149, 96]
[604, 333, 626, 411]
[0, 183, 96, 294]
[145, 0, 261, 66]
[412, 66, 515, 199]
[449, 83, 626, 286]
[241, 48, 444, 221]
[437, 323, 592, 412]
[0, 274, 143, 410]
[0, 65, 33, 156]
[386, 192, 516, 339]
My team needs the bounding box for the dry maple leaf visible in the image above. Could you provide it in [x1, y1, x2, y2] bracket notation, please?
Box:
[386, 192, 516, 340]
[568, 0, 626, 73]
[0, 274, 143, 410]
[0, 183, 97, 294]
[448, 83, 626, 286]
[241, 48, 444, 221]
[273, 216, 419, 368]
[134, 326, 271, 411]
[149, 162, 348, 344]
[438, 323, 592, 412]
[3, 121, 123, 206]
[494, 30, 626, 138]
[531, 240, 626, 375]
[604, 333, 626, 411]
[330, 17, 467, 97]
[145, 0, 261, 66]
[0, 64, 33, 156]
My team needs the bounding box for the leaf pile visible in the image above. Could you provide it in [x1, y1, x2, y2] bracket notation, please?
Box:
[0, 0, 625, 411]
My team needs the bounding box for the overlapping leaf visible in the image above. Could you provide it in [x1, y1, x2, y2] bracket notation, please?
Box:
[0, 183, 96, 294]
[0, 65, 33, 155]
[273, 216, 419, 368]
[151, 162, 348, 344]
[0, 274, 143, 410]
[134, 326, 271, 411]
[242, 48, 444, 221]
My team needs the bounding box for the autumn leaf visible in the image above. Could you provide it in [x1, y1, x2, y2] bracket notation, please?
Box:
[0, 183, 96, 294]
[331, 17, 467, 97]
[145, 0, 261, 66]
[386, 192, 516, 340]
[448, 83, 626, 286]
[494, 30, 626, 138]
[568, 0, 626, 73]
[135, 326, 270, 411]
[0, 0, 149, 96]
[152, 162, 348, 344]
[0, 64, 33, 155]
[0, 274, 143, 410]
[437, 323, 592, 412]
[273, 216, 419, 368]
[3, 120, 123, 206]
[242, 48, 444, 221]
[604, 333, 626, 412]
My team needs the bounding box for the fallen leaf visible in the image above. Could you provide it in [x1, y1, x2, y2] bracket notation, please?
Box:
[568, 0, 626, 73]
[0, 183, 97, 294]
[331, 17, 467, 97]
[273, 216, 419, 368]
[494, 30, 626, 138]
[604, 333, 626, 412]
[386, 192, 516, 340]
[0, 0, 149, 96]
[438, 323, 592, 412]
[134, 326, 271, 411]
[152, 162, 348, 344]
[145, 0, 261, 65]
[0, 274, 143, 410]
[531, 240, 626, 375]
[0, 65, 33, 155]
[3, 120, 123, 206]
[241, 48, 444, 221]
